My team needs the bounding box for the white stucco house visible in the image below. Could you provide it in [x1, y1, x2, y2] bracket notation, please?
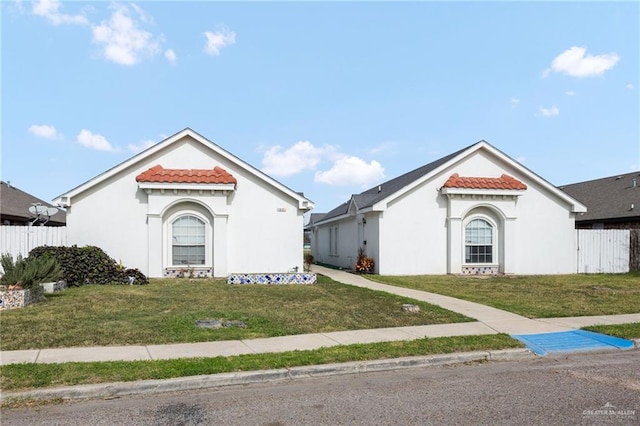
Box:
[308, 141, 587, 275]
[54, 128, 313, 278]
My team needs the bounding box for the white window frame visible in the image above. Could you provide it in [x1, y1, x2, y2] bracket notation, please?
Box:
[463, 216, 497, 265]
[166, 211, 212, 268]
[329, 225, 339, 256]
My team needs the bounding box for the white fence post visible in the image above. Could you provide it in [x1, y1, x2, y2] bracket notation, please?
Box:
[576, 229, 630, 274]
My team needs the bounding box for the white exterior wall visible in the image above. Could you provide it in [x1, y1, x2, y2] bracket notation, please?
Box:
[509, 180, 578, 274]
[66, 169, 149, 273]
[312, 217, 359, 270]
[438, 151, 578, 274]
[63, 135, 306, 277]
[377, 179, 449, 275]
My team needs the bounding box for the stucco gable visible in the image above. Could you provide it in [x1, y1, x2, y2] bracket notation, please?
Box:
[54, 128, 313, 211]
[316, 140, 585, 226]
[370, 141, 585, 213]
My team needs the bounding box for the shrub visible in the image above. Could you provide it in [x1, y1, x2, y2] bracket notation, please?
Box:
[304, 253, 314, 271]
[0, 253, 62, 289]
[28, 245, 148, 286]
[355, 246, 375, 273]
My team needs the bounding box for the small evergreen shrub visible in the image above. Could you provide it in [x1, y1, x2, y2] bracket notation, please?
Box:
[0, 253, 62, 289]
[28, 245, 148, 286]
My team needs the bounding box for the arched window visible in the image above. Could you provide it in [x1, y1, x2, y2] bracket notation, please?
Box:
[172, 215, 205, 265]
[465, 218, 493, 263]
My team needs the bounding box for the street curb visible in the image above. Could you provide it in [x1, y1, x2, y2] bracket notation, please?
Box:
[0, 349, 535, 403]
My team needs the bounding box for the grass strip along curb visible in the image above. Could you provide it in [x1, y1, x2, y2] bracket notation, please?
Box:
[1, 334, 521, 397]
[1, 349, 535, 405]
[0, 349, 535, 406]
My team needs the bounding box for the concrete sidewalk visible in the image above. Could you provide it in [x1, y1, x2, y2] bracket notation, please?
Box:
[1, 266, 638, 366]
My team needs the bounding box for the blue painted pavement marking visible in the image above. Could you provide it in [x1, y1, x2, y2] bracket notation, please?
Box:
[511, 330, 635, 356]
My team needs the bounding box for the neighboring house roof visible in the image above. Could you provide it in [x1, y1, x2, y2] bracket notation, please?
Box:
[442, 173, 527, 190]
[316, 140, 586, 226]
[135, 165, 238, 185]
[0, 181, 66, 226]
[304, 213, 326, 230]
[54, 128, 313, 211]
[559, 171, 640, 223]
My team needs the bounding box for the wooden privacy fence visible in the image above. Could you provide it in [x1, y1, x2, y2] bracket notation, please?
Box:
[0, 226, 67, 264]
[576, 229, 636, 274]
[630, 229, 640, 272]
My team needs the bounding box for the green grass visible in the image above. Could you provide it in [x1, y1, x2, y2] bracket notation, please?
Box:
[369, 273, 640, 318]
[584, 322, 640, 340]
[0, 275, 472, 351]
[0, 334, 521, 392]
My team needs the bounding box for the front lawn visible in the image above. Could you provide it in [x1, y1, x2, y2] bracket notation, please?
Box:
[370, 273, 640, 318]
[0, 276, 472, 351]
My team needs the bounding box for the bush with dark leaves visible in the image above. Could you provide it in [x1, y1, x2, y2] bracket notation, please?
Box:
[28, 245, 148, 286]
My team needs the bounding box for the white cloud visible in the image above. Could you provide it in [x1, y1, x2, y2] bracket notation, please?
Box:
[516, 156, 527, 164]
[537, 105, 560, 117]
[261, 141, 326, 177]
[260, 140, 385, 187]
[565, 90, 575, 96]
[511, 98, 520, 108]
[28, 124, 62, 140]
[32, 0, 88, 26]
[77, 129, 119, 152]
[92, 3, 161, 66]
[315, 156, 385, 188]
[127, 139, 156, 153]
[204, 26, 236, 56]
[165, 49, 177, 63]
[543, 46, 619, 78]
[627, 83, 635, 90]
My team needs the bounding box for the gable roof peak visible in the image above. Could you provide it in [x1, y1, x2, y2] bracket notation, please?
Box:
[54, 128, 313, 211]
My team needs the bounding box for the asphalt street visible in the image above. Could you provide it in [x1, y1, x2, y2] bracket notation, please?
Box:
[3, 350, 638, 425]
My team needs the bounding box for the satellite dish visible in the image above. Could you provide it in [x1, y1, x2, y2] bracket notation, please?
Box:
[28, 203, 58, 226]
[29, 204, 48, 215]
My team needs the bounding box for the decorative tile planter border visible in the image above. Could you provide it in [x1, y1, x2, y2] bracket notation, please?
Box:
[461, 266, 499, 275]
[228, 272, 317, 285]
[0, 288, 38, 311]
[164, 268, 212, 278]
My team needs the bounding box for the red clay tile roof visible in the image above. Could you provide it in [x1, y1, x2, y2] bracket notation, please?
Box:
[136, 165, 237, 185]
[443, 173, 527, 190]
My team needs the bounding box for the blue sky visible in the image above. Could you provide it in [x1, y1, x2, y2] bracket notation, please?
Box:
[2, 1, 638, 214]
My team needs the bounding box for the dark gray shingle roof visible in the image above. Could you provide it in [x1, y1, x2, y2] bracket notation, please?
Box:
[319, 142, 476, 222]
[0, 181, 66, 225]
[560, 171, 640, 222]
[305, 213, 327, 229]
